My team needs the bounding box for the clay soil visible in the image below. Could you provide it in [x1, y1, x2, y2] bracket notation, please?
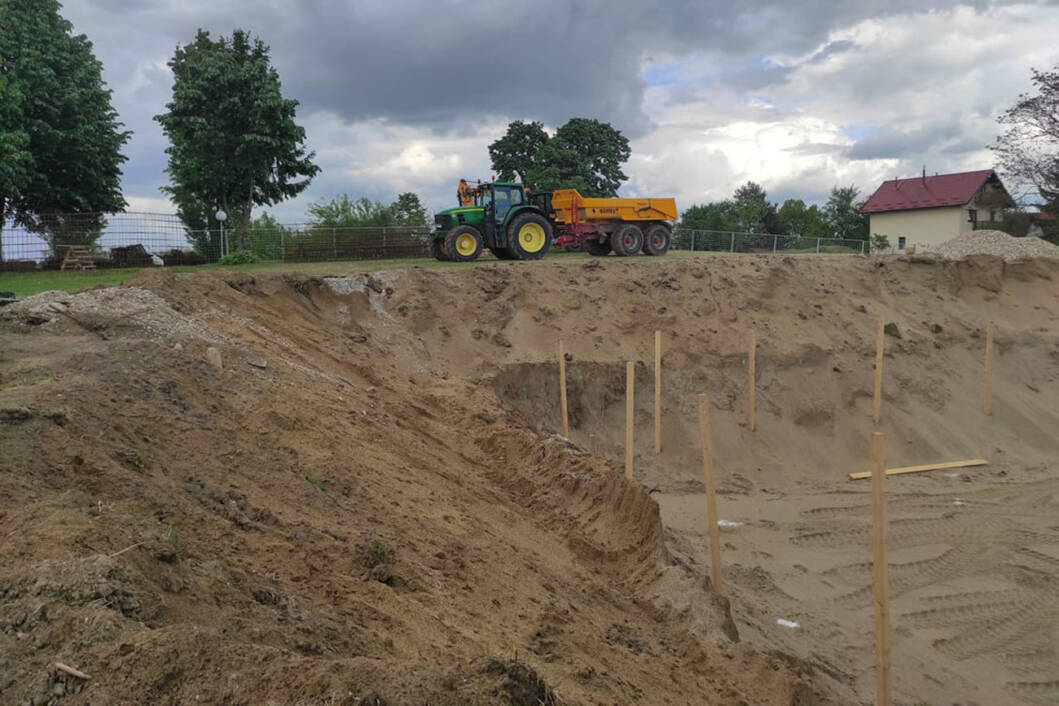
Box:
[1, 252, 1057, 705]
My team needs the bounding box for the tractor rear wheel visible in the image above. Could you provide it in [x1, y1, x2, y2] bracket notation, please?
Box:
[507, 212, 553, 260]
[431, 238, 449, 261]
[445, 226, 484, 262]
[585, 237, 611, 256]
[642, 223, 671, 256]
[611, 223, 643, 257]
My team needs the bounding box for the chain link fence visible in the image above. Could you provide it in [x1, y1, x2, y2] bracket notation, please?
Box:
[672, 227, 867, 255]
[1, 212, 866, 271]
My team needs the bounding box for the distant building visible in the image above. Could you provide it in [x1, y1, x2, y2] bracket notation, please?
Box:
[861, 169, 1016, 251]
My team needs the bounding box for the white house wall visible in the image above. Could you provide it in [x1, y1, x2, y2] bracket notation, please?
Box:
[869, 207, 966, 249]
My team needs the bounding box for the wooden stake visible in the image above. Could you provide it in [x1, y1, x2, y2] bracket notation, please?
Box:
[625, 361, 635, 480]
[873, 320, 884, 424]
[870, 431, 892, 706]
[558, 340, 569, 437]
[654, 331, 662, 454]
[748, 332, 757, 431]
[983, 322, 994, 416]
[54, 662, 91, 680]
[697, 393, 724, 596]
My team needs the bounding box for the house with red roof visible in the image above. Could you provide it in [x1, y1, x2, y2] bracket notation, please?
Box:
[861, 169, 1015, 251]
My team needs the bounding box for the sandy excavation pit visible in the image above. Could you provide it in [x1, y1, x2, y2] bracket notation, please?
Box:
[1, 253, 1058, 704]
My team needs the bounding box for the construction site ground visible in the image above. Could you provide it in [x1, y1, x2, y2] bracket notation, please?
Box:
[1, 252, 1057, 705]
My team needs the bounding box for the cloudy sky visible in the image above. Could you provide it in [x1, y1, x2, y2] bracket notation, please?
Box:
[63, 0, 1059, 222]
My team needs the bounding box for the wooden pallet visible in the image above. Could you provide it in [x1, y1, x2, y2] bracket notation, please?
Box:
[60, 245, 96, 271]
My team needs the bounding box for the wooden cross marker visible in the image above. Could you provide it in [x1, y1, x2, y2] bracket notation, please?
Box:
[870, 431, 892, 706]
[983, 322, 994, 416]
[873, 320, 884, 424]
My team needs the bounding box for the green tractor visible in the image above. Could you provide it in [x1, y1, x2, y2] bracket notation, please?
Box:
[432, 180, 553, 261]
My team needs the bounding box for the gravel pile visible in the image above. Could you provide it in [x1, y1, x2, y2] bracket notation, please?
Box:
[925, 229, 1059, 262]
[1, 287, 220, 340]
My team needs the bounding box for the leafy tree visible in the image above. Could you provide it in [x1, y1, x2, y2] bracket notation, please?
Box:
[992, 62, 1059, 208]
[777, 199, 829, 239]
[824, 185, 868, 240]
[307, 195, 395, 228]
[731, 182, 781, 233]
[680, 202, 737, 231]
[489, 121, 550, 185]
[156, 29, 319, 252]
[390, 192, 429, 227]
[488, 117, 630, 197]
[871, 233, 891, 252]
[0, 0, 129, 258]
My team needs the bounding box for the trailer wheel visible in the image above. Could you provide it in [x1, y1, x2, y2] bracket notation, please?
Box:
[431, 237, 450, 261]
[507, 212, 553, 260]
[585, 238, 611, 256]
[445, 226, 483, 262]
[611, 224, 643, 257]
[642, 223, 671, 256]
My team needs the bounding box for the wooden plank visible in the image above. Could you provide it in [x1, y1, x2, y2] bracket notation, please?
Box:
[849, 458, 987, 481]
[654, 331, 662, 454]
[625, 361, 634, 481]
[873, 319, 884, 424]
[747, 332, 756, 432]
[697, 393, 724, 596]
[558, 340, 569, 438]
[983, 322, 994, 416]
[870, 432, 892, 706]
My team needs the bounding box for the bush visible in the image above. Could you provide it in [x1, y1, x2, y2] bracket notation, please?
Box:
[219, 251, 261, 266]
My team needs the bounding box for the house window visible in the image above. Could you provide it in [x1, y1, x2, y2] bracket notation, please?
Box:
[898, 236, 906, 250]
[967, 208, 978, 226]
[989, 209, 997, 221]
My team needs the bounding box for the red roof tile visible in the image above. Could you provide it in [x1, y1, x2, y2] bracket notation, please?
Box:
[861, 170, 995, 214]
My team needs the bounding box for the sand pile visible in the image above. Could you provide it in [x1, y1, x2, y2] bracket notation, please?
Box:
[927, 228, 1059, 261]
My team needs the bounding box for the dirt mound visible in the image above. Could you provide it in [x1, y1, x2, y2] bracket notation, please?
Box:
[2, 253, 1057, 703]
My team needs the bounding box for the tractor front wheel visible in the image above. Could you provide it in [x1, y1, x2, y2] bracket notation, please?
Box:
[611, 223, 643, 257]
[431, 237, 449, 261]
[585, 237, 611, 256]
[642, 223, 671, 256]
[445, 226, 484, 262]
[507, 212, 553, 260]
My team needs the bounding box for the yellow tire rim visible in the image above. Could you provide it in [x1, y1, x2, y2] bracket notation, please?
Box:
[455, 233, 478, 256]
[518, 222, 546, 253]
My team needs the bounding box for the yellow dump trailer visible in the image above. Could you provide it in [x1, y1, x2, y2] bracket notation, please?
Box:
[545, 188, 678, 256]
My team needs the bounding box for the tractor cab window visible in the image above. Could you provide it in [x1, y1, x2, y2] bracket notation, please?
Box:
[493, 188, 513, 221]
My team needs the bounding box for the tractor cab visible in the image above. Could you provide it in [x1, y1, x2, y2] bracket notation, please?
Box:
[433, 180, 552, 262]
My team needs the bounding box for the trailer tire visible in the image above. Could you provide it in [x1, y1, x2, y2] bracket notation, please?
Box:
[445, 226, 484, 262]
[431, 238, 450, 261]
[585, 238, 611, 256]
[507, 212, 553, 260]
[611, 223, 643, 257]
[642, 223, 671, 256]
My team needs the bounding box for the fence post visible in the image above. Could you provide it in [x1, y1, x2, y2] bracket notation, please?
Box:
[816, 238, 821, 253]
[772, 234, 778, 253]
[690, 232, 696, 252]
[332, 227, 337, 259]
[280, 228, 285, 262]
[861, 240, 866, 255]
[729, 232, 735, 252]
[382, 226, 388, 255]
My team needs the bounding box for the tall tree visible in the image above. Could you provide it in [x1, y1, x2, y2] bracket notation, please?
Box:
[488, 117, 630, 197]
[731, 182, 781, 233]
[992, 62, 1059, 207]
[680, 201, 737, 231]
[390, 192, 429, 227]
[156, 29, 319, 251]
[0, 0, 129, 257]
[823, 185, 868, 240]
[307, 195, 396, 228]
[777, 199, 828, 238]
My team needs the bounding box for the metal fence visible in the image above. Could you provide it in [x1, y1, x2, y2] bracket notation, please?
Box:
[0, 212, 433, 270]
[673, 228, 867, 255]
[0, 212, 867, 271]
